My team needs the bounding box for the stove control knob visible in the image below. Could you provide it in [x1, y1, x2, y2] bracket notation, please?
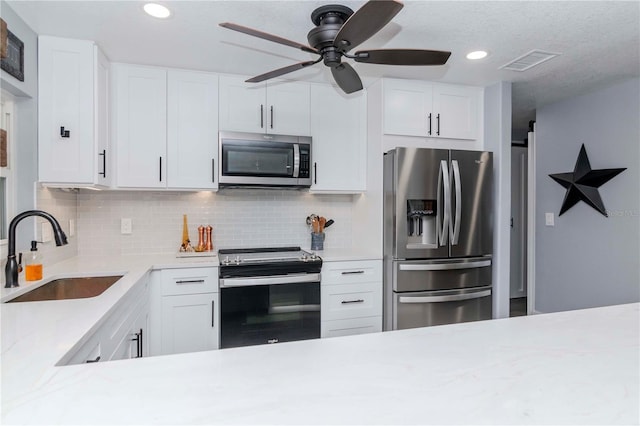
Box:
[235, 255, 241, 265]
[310, 253, 317, 260]
[222, 256, 230, 265]
[300, 253, 307, 261]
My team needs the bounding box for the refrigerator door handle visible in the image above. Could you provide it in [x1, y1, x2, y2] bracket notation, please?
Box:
[399, 259, 491, 271]
[451, 159, 462, 245]
[438, 160, 450, 246]
[399, 289, 491, 304]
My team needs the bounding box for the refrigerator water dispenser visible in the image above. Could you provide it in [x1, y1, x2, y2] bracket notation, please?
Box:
[406, 200, 437, 248]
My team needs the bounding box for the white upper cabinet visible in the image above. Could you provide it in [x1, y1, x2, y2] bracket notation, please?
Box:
[112, 64, 219, 190]
[167, 70, 219, 190]
[310, 84, 366, 193]
[113, 64, 167, 188]
[219, 75, 311, 136]
[383, 78, 480, 140]
[38, 36, 112, 187]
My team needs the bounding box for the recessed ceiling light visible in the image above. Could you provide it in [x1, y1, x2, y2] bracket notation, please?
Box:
[466, 50, 488, 60]
[144, 3, 171, 19]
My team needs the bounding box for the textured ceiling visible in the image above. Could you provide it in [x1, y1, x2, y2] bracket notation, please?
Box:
[6, 0, 640, 133]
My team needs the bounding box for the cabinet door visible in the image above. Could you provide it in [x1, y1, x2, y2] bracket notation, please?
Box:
[38, 36, 95, 184]
[432, 84, 479, 140]
[383, 79, 433, 137]
[167, 70, 219, 189]
[266, 81, 310, 135]
[94, 47, 112, 187]
[218, 75, 266, 133]
[310, 84, 366, 192]
[114, 64, 167, 188]
[161, 293, 219, 355]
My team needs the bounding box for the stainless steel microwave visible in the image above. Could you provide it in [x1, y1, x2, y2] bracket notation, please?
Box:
[218, 131, 312, 188]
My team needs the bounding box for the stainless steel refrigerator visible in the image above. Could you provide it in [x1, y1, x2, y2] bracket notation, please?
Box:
[383, 147, 493, 331]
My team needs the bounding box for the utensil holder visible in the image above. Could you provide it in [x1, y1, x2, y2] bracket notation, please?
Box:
[310, 232, 325, 251]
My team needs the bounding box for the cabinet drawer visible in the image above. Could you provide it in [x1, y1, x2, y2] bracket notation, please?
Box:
[322, 282, 382, 321]
[321, 316, 382, 338]
[161, 267, 218, 296]
[62, 334, 102, 365]
[321, 260, 381, 285]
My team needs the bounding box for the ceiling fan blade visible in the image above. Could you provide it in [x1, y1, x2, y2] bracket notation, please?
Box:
[354, 49, 452, 66]
[331, 63, 363, 94]
[246, 59, 322, 83]
[333, 0, 403, 53]
[220, 22, 319, 55]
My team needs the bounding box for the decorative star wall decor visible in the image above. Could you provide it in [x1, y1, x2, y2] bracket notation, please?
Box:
[549, 144, 626, 217]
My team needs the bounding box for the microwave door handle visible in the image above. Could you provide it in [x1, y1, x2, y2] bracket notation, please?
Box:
[293, 144, 300, 178]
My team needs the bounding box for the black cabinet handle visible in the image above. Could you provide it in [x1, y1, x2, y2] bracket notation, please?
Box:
[436, 113, 440, 136]
[260, 104, 264, 128]
[60, 126, 70, 138]
[159, 157, 162, 182]
[98, 150, 106, 178]
[86, 356, 101, 363]
[131, 328, 143, 358]
[314, 162, 317, 185]
[341, 299, 365, 304]
[341, 270, 365, 275]
[428, 113, 432, 135]
[175, 279, 205, 284]
[270, 105, 274, 129]
[211, 300, 215, 327]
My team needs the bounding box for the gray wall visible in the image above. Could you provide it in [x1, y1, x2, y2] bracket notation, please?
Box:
[535, 78, 640, 312]
[1, 0, 39, 253]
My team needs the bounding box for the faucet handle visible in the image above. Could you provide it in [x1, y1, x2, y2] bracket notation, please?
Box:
[17, 253, 23, 274]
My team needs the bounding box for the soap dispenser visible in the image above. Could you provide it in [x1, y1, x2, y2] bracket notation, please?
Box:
[25, 240, 43, 281]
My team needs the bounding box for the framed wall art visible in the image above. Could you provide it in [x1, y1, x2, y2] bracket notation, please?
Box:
[0, 28, 24, 82]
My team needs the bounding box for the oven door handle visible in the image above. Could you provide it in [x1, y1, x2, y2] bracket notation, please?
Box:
[219, 273, 321, 288]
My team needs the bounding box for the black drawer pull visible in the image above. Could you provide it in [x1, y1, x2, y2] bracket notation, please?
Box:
[175, 279, 205, 284]
[341, 299, 365, 304]
[86, 356, 101, 363]
[341, 270, 365, 275]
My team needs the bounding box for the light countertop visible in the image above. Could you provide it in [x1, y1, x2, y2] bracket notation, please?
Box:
[1, 253, 638, 425]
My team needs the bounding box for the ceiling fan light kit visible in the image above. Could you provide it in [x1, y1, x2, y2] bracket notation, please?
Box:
[219, 0, 452, 94]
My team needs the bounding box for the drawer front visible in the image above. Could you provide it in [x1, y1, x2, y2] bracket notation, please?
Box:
[321, 260, 382, 285]
[322, 282, 382, 321]
[63, 335, 102, 365]
[161, 267, 218, 296]
[321, 316, 382, 338]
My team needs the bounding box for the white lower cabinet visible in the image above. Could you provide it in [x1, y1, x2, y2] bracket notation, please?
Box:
[60, 274, 150, 365]
[155, 267, 219, 356]
[321, 260, 382, 338]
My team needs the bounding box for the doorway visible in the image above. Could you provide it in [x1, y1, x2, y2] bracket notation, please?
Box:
[510, 143, 528, 317]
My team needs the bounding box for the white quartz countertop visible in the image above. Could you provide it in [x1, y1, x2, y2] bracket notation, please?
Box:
[2, 254, 638, 425]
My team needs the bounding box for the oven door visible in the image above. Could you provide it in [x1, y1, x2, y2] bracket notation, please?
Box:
[220, 274, 321, 349]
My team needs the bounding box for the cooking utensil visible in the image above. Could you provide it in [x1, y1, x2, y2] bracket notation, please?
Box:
[324, 219, 334, 229]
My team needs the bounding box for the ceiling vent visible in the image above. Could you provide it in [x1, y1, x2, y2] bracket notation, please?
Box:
[500, 49, 561, 72]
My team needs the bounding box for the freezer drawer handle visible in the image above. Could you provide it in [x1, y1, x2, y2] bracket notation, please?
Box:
[341, 270, 365, 275]
[399, 259, 491, 271]
[399, 289, 491, 304]
[341, 299, 365, 304]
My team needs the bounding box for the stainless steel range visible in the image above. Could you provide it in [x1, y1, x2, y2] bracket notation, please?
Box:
[218, 247, 322, 349]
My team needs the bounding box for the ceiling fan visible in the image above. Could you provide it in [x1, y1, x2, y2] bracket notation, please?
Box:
[219, 0, 451, 94]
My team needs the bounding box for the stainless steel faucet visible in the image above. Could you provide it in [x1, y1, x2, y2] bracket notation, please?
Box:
[4, 210, 68, 288]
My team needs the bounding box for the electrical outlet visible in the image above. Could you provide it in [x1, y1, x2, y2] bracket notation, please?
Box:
[69, 219, 76, 237]
[545, 212, 555, 227]
[121, 218, 132, 235]
[41, 222, 53, 242]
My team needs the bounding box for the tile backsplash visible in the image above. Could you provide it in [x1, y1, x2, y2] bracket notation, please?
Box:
[76, 189, 354, 256]
[35, 187, 79, 265]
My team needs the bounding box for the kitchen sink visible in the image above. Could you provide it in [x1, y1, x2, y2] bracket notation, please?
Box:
[6, 275, 124, 303]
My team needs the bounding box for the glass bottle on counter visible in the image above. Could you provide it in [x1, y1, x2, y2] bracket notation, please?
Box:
[25, 240, 43, 281]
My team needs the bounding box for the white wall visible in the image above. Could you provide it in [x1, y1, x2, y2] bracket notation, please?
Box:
[535, 78, 640, 312]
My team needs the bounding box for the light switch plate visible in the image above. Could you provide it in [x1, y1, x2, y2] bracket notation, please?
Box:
[545, 212, 555, 226]
[121, 218, 132, 235]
